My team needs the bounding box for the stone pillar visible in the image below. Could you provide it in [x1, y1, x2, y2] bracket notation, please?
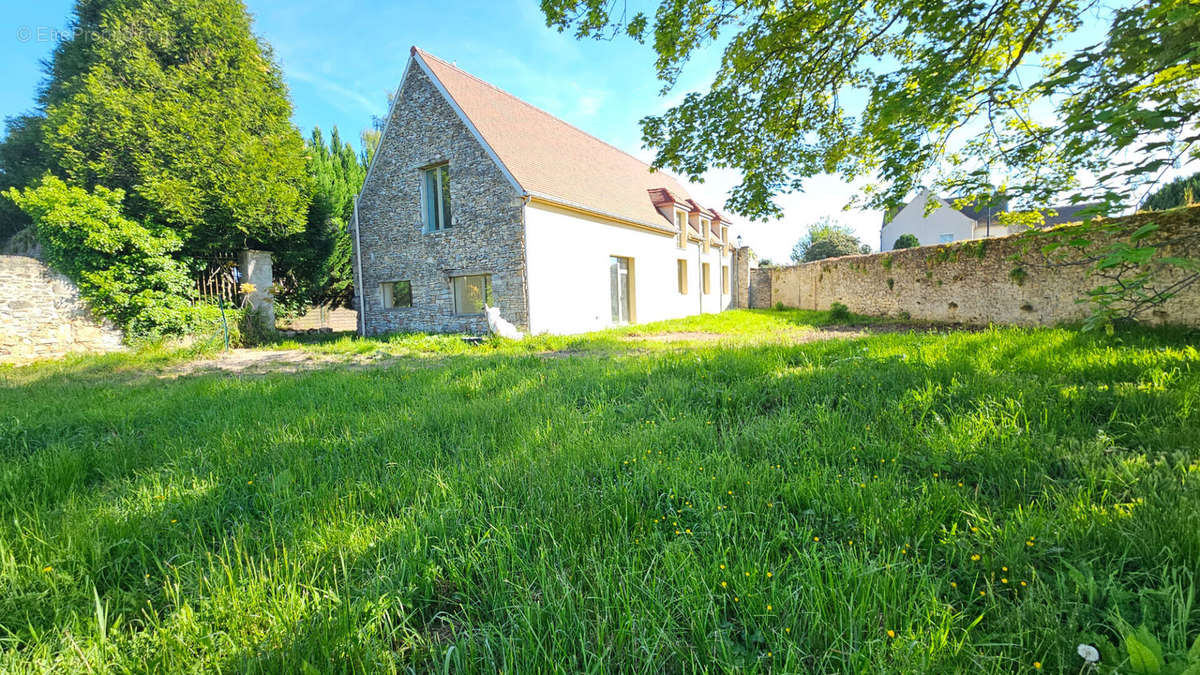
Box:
[732, 246, 753, 308]
[238, 249, 275, 330]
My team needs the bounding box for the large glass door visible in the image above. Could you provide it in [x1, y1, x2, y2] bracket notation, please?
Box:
[609, 256, 631, 324]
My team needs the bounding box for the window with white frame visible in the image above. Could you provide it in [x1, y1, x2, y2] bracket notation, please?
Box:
[380, 280, 412, 308]
[452, 274, 490, 315]
[421, 164, 452, 231]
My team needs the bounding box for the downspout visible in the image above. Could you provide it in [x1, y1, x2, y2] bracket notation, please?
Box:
[521, 192, 531, 332]
[352, 196, 366, 336]
[696, 239, 703, 314]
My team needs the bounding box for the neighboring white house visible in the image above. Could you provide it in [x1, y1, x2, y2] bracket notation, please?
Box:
[352, 48, 735, 337]
[880, 189, 1101, 251]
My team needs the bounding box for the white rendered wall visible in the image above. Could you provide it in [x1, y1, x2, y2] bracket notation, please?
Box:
[524, 202, 732, 335]
[880, 190, 976, 251]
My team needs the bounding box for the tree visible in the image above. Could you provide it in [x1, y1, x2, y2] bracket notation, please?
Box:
[7, 176, 196, 338]
[0, 115, 50, 241]
[274, 126, 365, 312]
[893, 233, 921, 249]
[791, 218, 865, 262]
[541, 0, 1200, 220]
[1143, 172, 1200, 212]
[36, 0, 311, 253]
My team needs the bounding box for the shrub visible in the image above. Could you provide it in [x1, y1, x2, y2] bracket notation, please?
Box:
[893, 233, 920, 249]
[773, 301, 786, 311]
[237, 306, 276, 346]
[829, 302, 851, 321]
[6, 176, 195, 340]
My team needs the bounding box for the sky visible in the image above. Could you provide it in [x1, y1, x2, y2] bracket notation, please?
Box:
[2, 1, 1191, 261]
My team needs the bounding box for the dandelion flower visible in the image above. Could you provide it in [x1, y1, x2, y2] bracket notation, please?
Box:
[950, 582, 957, 588]
[1002, 566, 1008, 572]
[767, 604, 772, 611]
[720, 564, 726, 570]
[734, 596, 739, 602]
[887, 630, 895, 638]
[813, 536, 820, 542]
[785, 627, 791, 633]
[979, 591, 986, 596]
[1033, 662, 1042, 669]
[1001, 578, 1008, 584]
[766, 571, 773, 578]
[1020, 581, 1027, 587]
[971, 554, 981, 561]
[42, 566, 52, 573]
[721, 581, 727, 588]
[1077, 644, 1100, 663]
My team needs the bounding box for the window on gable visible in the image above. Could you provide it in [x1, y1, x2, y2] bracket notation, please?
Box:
[677, 259, 688, 294]
[452, 274, 490, 315]
[380, 280, 412, 308]
[422, 164, 452, 231]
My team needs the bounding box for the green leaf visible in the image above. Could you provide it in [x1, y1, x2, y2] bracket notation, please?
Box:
[1126, 627, 1165, 674]
[1130, 223, 1161, 241]
[1189, 634, 1200, 663]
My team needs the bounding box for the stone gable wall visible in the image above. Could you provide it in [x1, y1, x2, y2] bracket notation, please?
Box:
[355, 65, 528, 335]
[1, 255, 124, 364]
[750, 209, 1200, 326]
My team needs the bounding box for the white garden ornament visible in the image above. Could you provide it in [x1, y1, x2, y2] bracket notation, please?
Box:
[484, 305, 524, 340]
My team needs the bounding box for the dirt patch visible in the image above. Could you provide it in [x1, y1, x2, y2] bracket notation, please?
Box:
[160, 349, 346, 378]
[626, 331, 728, 342]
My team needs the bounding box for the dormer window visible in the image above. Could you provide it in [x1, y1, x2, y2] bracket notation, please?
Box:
[674, 209, 687, 249]
[421, 164, 452, 231]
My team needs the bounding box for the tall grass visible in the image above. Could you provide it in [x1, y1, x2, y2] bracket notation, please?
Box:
[0, 311, 1197, 672]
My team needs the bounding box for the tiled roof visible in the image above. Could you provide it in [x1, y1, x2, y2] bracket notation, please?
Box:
[414, 48, 720, 232]
[1040, 202, 1103, 226]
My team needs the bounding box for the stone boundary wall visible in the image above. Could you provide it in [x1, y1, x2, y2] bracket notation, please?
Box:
[1, 254, 124, 365]
[750, 208, 1200, 326]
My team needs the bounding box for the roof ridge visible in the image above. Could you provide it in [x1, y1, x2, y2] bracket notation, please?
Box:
[412, 47, 685, 190]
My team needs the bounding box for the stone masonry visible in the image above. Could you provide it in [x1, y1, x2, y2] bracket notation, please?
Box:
[1, 254, 124, 364]
[355, 66, 528, 335]
[747, 208, 1200, 326]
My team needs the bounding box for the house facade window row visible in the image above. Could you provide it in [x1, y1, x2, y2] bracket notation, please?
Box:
[379, 274, 491, 316]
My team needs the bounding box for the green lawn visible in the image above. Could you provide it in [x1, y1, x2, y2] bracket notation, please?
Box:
[1, 310, 1198, 673]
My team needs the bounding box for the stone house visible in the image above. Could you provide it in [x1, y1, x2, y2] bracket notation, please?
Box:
[352, 47, 736, 336]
